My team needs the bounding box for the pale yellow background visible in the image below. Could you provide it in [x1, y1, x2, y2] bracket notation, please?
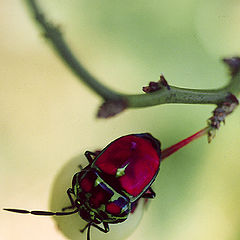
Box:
[1, 1, 240, 240]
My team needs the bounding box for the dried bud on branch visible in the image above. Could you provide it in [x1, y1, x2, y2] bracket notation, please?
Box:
[143, 75, 170, 93]
[223, 57, 240, 77]
[97, 100, 127, 118]
[207, 94, 239, 142]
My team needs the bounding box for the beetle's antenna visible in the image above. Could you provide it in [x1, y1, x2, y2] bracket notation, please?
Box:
[3, 208, 78, 216]
[161, 127, 209, 161]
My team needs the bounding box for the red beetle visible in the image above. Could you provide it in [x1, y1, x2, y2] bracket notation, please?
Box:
[4, 128, 207, 240]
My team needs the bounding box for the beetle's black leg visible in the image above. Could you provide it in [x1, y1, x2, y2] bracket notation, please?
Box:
[80, 222, 109, 234]
[62, 188, 75, 211]
[142, 187, 156, 199]
[84, 222, 109, 240]
[87, 223, 91, 240]
[91, 222, 109, 233]
[80, 222, 90, 233]
[85, 151, 97, 164]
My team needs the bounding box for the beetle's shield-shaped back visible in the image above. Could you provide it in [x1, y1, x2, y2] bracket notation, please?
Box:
[94, 134, 161, 200]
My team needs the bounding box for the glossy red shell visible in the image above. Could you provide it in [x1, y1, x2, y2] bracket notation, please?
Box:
[94, 134, 161, 198]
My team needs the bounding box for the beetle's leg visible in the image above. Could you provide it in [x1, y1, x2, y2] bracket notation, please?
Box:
[80, 222, 109, 240]
[142, 187, 156, 199]
[91, 222, 109, 233]
[80, 223, 93, 240]
[80, 222, 109, 233]
[62, 188, 75, 211]
[87, 223, 91, 240]
[87, 223, 109, 240]
[85, 151, 97, 164]
[80, 222, 90, 233]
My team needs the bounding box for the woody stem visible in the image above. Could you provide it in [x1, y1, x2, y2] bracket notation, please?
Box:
[25, 0, 240, 111]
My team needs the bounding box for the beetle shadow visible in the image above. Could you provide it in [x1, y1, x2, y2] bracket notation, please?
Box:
[49, 154, 146, 240]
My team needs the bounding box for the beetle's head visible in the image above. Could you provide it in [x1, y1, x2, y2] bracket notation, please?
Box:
[73, 168, 130, 224]
[74, 199, 102, 224]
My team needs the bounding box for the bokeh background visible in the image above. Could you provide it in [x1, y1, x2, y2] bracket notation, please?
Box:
[1, 0, 240, 239]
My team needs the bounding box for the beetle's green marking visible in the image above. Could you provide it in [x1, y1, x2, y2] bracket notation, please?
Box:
[94, 177, 102, 187]
[116, 163, 129, 178]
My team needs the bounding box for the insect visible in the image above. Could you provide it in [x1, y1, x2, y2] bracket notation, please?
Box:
[4, 128, 207, 240]
[4, 133, 161, 240]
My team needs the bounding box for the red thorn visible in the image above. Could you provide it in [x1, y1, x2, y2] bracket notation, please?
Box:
[161, 127, 209, 161]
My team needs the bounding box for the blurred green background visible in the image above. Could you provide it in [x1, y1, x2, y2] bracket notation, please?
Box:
[1, 0, 240, 239]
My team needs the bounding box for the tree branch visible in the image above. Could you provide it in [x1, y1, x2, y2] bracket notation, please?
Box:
[25, 0, 122, 101]
[24, 0, 240, 119]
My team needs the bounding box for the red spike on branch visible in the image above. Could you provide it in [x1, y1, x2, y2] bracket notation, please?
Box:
[161, 127, 209, 161]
